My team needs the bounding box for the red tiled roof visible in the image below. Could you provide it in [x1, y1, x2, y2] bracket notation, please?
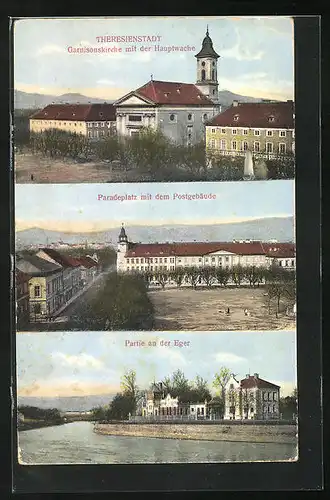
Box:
[240, 376, 280, 390]
[40, 248, 81, 268]
[207, 101, 294, 129]
[30, 103, 116, 122]
[263, 242, 295, 258]
[125, 241, 295, 258]
[133, 80, 215, 106]
[77, 256, 98, 268]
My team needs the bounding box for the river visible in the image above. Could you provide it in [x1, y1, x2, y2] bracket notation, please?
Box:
[18, 421, 297, 464]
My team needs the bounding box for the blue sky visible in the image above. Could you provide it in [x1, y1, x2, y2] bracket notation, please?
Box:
[16, 330, 297, 398]
[14, 16, 294, 101]
[15, 180, 294, 232]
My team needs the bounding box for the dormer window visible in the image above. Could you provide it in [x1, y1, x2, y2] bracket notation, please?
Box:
[176, 89, 181, 94]
[197, 94, 201, 99]
[268, 116, 275, 123]
[164, 92, 169, 97]
[72, 113, 76, 117]
[233, 115, 239, 121]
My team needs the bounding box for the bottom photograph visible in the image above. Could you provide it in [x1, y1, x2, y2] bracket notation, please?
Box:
[15, 330, 298, 464]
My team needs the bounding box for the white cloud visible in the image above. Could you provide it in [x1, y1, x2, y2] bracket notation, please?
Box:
[36, 44, 65, 56]
[96, 78, 116, 86]
[213, 352, 246, 364]
[240, 72, 268, 81]
[51, 352, 105, 371]
[221, 28, 264, 61]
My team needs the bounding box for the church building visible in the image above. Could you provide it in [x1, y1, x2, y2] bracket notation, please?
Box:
[113, 28, 221, 145]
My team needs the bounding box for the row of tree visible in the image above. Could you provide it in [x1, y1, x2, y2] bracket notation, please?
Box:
[15, 125, 295, 181]
[68, 272, 154, 331]
[18, 405, 64, 423]
[140, 263, 295, 290]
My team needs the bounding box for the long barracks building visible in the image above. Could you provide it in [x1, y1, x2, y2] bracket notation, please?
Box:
[117, 226, 296, 274]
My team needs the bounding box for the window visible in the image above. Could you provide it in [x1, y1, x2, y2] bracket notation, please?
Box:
[232, 129, 237, 135]
[210, 139, 216, 148]
[279, 143, 286, 154]
[220, 139, 227, 150]
[140, 258, 144, 264]
[159, 258, 163, 263]
[212, 257, 215, 262]
[267, 130, 273, 136]
[225, 256, 229, 262]
[242, 141, 248, 151]
[34, 285, 41, 298]
[203, 113, 208, 121]
[154, 258, 158, 263]
[254, 141, 260, 152]
[187, 113, 192, 121]
[243, 129, 248, 135]
[291, 260, 295, 267]
[280, 130, 286, 137]
[212, 70, 215, 80]
[211, 128, 216, 134]
[254, 129, 260, 136]
[201, 61, 205, 67]
[88, 131, 92, 137]
[131, 258, 134, 264]
[164, 258, 167, 263]
[100, 122, 105, 127]
[273, 392, 277, 401]
[220, 128, 226, 134]
[232, 140, 237, 150]
[201, 69, 206, 80]
[128, 115, 142, 122]
[169, 114, 176, 122]
[266, 142, 273, 153]
[99, 130, 104, 137]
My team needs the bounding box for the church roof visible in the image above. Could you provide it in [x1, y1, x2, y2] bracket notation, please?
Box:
[134, 80, 215, 106]
[195, 28, 220, 59]
[206, 101, 294, 129]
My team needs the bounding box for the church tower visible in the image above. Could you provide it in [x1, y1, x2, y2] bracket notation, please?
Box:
[117, 223, 128, 272]
[195, 27, 220, 103]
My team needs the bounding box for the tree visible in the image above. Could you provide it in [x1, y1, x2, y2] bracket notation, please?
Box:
[91, 406, 108, 421]
[200, 266, 216, 288]
[120, 369, 142, 415]
[279, 387, 298, 419]
[171, 369, 191, 396]
[185, 266, 200, 289]
[213, 367, 232, 403]
[244, 265, 260, 288]
[214, 267, 230, 287]
[193, 375, 212, 402]
[227, 386, 240, 419]
[170, 268, 185, 287]
[107, 393, 136, 420]
[231, 264, 245, 287]
[155, 270, 170, 290]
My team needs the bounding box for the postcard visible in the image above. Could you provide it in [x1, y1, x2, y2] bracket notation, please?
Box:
[12, 15, 300, 478]
[13, 16, 295, 184]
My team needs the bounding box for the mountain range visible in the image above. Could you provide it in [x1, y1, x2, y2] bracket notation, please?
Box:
[14, 89, 268, 110]
[16, 217, 294, 249]
[18, 394, 114, 412]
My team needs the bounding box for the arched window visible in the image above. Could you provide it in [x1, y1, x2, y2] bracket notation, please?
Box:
[212, 70, 215, 80]
[203, 113, 208, 121]
[201, 69, 206, 81]
[201, 61, 205, 67]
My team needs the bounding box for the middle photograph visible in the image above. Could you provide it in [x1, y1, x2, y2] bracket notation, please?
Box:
[15, 180, 295, 332]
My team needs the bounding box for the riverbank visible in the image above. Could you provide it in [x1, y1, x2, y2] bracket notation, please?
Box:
[94, 423, 297, 444]
[18, 419, 65, 431]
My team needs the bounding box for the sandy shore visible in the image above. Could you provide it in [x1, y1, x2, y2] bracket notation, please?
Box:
[94, 423, 297, 444]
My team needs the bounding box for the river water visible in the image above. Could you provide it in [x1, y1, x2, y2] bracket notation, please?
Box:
[18, 421, 297, 464]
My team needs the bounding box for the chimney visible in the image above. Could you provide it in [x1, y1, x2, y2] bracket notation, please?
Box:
[254, 373, 259, 378]
[233, 100, 239, 107]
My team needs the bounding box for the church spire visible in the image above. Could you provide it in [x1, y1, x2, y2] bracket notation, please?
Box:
[118, 223, 128, 243]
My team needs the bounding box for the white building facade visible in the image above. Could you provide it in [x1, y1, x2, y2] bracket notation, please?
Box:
[116, 226, 296, 276]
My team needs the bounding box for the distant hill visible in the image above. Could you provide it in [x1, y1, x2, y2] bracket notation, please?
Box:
[18, 394, 115, 412]
[13, 89, 271, 110]
[14, 90, 114, 110]
[16, 217, 294, 249]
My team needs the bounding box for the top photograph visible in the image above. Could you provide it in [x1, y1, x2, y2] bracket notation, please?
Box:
[13, 16, 295, 184]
